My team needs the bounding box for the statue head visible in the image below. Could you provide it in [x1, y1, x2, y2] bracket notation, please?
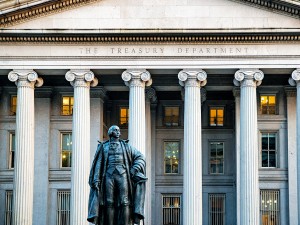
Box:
[108, 125, 121, 139]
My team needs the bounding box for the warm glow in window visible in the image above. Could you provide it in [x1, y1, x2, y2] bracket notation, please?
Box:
[162, 195, 181, 225]
[61, 133, 72, 167]
[164, 106, 179, 126]
[261, 95, 276, 114]
[119, 107, 129, 126]
[210, 107, 224, 126]
[10, 96, 17, 115]
[61, 96, 74, 116]
[260, 190, 280, 225]
[164, 141, 180, 174]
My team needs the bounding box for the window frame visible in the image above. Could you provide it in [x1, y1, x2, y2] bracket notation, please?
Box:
[259, 93, 278, 115]
[163, 140, 181, 175]
[56, 189, 71, 225]
[119, 106, 129, 127]
[60, 132, 72, 168]
[209, 141, 225, 175]
[162, 194, 182, 225]
[260, 189, 280, 225]
[260, 131, 278, 168]
[8, 132, 15, 169]
[208, 193, 226, 225]
[163, 106, 180, 127]
[5, 190, 13, 225]
[209, 106, 225, 127]
[61, 96, 74, 116]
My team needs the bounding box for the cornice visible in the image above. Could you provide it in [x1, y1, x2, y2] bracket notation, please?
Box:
[232, 0, 300, 19]
[0, 0, 98, 28]
[1, 31, 300, 44]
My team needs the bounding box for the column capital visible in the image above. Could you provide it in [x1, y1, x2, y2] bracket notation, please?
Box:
[233, 69, 264, 87]
[288, 69, 300, 87]
[8, 70, 43, 88]
[178, 69, 207, 88]
[65, 70, 98, 88]
[145, 87, 157, 103]
[121, 69, 152, 88]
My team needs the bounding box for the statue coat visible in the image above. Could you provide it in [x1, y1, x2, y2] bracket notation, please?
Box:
[87, 139, 147, 225]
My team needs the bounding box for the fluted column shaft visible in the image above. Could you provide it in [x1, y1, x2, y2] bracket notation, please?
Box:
[289, 69, 300, 223]
[122, 70, 152, 154]
[8, 70, 43, 225]
[178, 70, 207, 225]
[65, 70, 98, 225]
[234, 69, 264, 225]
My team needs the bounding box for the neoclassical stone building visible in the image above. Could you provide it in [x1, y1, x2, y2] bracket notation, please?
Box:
[1, 0, 300, 225]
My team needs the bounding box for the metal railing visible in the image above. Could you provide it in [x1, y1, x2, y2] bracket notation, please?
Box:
[5, 191, 13, 225]
[162, 194, 181, 225]
[56, 190, 71, 225]
[209, 194, 225, 225]
[260, 190, 280, 225]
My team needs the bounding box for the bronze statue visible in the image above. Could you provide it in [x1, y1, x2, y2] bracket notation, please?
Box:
[88, 125, 147, 225]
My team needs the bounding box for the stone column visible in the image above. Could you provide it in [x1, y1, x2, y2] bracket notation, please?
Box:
[65, 70, 98, 225]
[145, 88, 157, 225]
[178, 69, 207, 225]
[233, 69, 264, 225]
[288, 69, 300, 224]
[8, 70, 43, 225]
[233, 88, 241, 225]
[121, 70, 152, 154]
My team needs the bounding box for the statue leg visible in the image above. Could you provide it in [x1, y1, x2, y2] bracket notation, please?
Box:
[105, 173, 116, 225]
[117, 173, 131, 225]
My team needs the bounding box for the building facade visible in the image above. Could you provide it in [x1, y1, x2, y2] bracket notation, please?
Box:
[0, 0, 300, 225]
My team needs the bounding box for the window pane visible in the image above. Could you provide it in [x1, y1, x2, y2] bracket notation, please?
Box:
[261, 95, 276, 115]
[261, 134, 268, 149]
[210, 107, 224, 127]
[164, 107, 179, 126]
[61, 97, 74, 115]
[210, 142, 224, 174]
[269, 151, 276, 167]
[262, 151, 268, 167]
[120, 107, 129, 126]
[269, 134, 276, 150]
[164, 142, 180, 174]
[11, 96, 17, 115]
[62, 133, 72, 167]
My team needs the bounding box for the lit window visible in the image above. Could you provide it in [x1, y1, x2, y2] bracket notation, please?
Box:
[61, 96, 74, 116]
[164, 141, 180, 174]
[261, 133, 277, 168]
[119, 107, 129, 127]
[260, 190, 280, 225]
[210, 107, 224, 126]
[57, 190, 71, 225]
[9, 133, 15, 169]
[10, 96, 17, 115]
[162, 194, 181, 225]
[164, 106, 180, 126]
[210, 142, 224, 174]
[61, 133, 72, 167]
[5, 191, 13, 225]
[261, 95, 276, 115]
[209, 194, 225, 225]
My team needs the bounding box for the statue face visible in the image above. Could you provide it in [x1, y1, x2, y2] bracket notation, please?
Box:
[110, 126, 121, 138]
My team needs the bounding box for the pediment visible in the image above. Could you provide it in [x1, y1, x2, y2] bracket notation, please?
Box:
[0, 0, 300, 35]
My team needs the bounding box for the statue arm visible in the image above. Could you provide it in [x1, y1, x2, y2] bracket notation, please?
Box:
[89, 143, 103, 188]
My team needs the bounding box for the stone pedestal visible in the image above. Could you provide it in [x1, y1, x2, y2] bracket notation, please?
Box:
[178, 69, 207, 225]
[288, 70, 300, 224]
[65, 70, 98, 225]
[234, 69, 264, 225]
[8, 70, 43, 225]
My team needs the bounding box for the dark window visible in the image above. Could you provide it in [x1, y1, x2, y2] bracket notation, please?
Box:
[61, 133, 72, 167]
[261, 133, 277, 168]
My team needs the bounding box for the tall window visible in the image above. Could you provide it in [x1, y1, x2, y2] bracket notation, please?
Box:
[210, 142, 224, 174]
[5, 191, 13, 225]
[164, 106, 180, 126]
[61, 133, 72, 167]
[57, 190, 71, 225]
[61, 96, 74, 116]
[209, 194, 225, 225]
[164, 141, 180, 174]
[10, 96, 17, 115]
[260, 95, 276, 115]
[261, 133, 277, 168]
[260, 190, 280, 225]
[210, 107, 224, 126]
[162, 194, 181, 225]
[9, 133, 15, 169]
[119, 107, 129, 127]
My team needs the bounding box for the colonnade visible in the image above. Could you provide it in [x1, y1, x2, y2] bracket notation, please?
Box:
[7, 68, 300, 225]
